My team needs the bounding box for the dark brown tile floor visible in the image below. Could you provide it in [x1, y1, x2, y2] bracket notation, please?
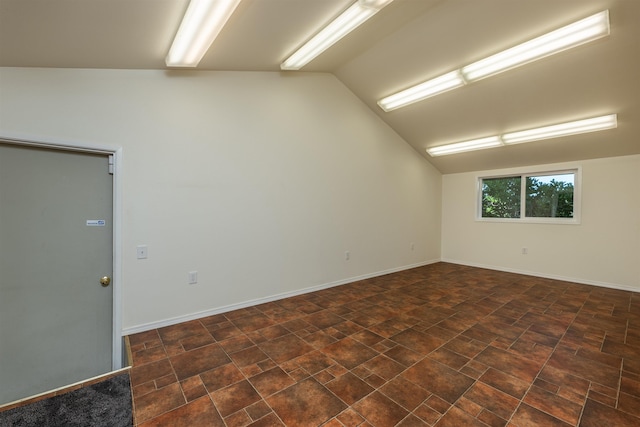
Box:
[127, 262, 640, 426]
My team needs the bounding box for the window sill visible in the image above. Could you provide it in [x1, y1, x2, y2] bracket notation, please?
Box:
[476, 217, 581, 225]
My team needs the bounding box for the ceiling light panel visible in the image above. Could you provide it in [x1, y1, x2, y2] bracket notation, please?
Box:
[281, 0, 394, 71]
[461, 10, 610, 81]
[502, 114, 617, 144]
[379, 10, 609, 111]
[426, 114, 617, 156]
[166, 0, 242, 67]
[378, 71, 465, 112]
[426, 136, 503, 157]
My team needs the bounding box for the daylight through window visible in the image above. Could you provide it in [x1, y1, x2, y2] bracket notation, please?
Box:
[479, 170, 579, 222]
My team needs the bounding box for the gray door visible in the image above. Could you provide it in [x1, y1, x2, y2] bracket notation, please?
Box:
[0, 143, 113, 405]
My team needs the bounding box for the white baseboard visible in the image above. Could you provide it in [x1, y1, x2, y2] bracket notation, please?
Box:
[121, 259, 440, 336]
[440, 258, 639, 293]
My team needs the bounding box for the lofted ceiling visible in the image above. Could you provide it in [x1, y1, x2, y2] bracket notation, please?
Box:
[1, 0, 638, 173]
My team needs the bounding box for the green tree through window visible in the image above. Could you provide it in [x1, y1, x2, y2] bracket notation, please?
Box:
[526, 175, 574, 218]
[482, 176, 521, 218]
[480, 172, 575, 220]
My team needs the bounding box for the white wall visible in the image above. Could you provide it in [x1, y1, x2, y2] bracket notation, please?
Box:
[0, 67, 442, 333]
[442, 155, 640, 290]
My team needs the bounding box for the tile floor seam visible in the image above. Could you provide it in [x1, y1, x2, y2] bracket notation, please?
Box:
[322, 332, 415, 424]
[613, 333, 623, 412]
[136, 350, 189, 426]
[426, 286, 516, 426]
[570, 377, 592, 427]
[618, 310, 633, 412]
[573, 381, 591, 427]
[510, 288, 590, 427]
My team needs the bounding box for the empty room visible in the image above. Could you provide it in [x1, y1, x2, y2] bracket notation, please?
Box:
[1, 0, 639, 426]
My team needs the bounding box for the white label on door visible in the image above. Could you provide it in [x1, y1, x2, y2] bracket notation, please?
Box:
[86, 220, 106, 226]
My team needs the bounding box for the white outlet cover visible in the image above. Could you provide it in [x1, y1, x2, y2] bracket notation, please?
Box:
[188, 271, 198, 284]
[136, 245, 148, 259]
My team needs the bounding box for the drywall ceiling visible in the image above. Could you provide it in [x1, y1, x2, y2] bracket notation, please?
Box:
[1, 0, 638, 173]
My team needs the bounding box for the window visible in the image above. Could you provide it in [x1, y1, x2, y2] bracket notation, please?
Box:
[481, 176, 522, 218]
[478, 169, 580, 223]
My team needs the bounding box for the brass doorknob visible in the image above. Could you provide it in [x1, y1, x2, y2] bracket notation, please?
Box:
[100, 276, 111, 287]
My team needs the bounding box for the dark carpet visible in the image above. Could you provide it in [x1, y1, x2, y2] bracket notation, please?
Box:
[0, 373, 133, 427]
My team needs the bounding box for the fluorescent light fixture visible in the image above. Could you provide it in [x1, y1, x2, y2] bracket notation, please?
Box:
[378, 71, 465, 112]
[426, 114, 617, 156]
[379, 10, 609, 111]
[427, 136, 503, 157]
[461, 10, 610, 81]
[166, 0, 242, 67]
[281, 0, 394, 71]
[502, 114, 617, 144]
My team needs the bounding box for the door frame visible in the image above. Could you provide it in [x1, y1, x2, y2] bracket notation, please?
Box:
[0, 134, 123, 370]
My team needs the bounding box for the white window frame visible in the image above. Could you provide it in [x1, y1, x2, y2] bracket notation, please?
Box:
[477, 167, 581, 224]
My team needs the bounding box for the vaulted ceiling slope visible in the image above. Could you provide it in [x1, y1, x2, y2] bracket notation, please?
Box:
[1, 0, 638, 173]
